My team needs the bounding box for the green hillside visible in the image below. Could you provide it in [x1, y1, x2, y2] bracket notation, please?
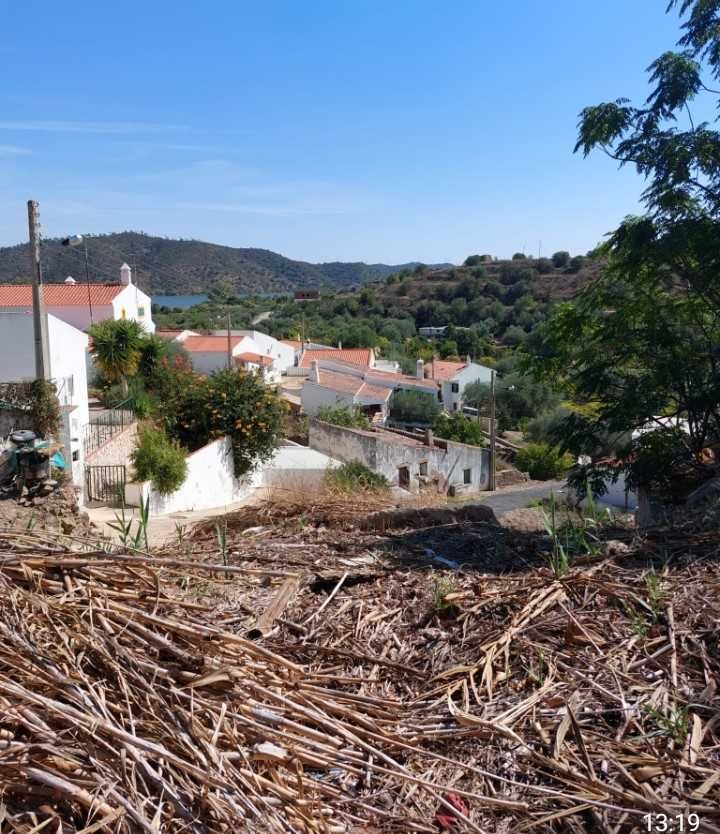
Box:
[0, 231, 449, 295]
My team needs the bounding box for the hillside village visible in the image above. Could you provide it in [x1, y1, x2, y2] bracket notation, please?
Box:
[1, 1, 720, 832]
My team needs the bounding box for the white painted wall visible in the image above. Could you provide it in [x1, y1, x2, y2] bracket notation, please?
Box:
[37, 303, 115, 332]
[126, 437, 338, 514]
[0, 311, 89, 486]
[112, 284, 155, 333]
[301, 380, 357, 415]
[442, 363, 493, 411]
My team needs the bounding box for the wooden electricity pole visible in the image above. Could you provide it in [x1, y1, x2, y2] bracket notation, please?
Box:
[488, 369, 496, 491]
[27, 200, 49, 380]
[226, 313, 233, 369]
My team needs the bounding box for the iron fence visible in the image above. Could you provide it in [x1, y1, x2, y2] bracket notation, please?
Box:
[84, 402, 134, 457]
[85, 464, 127, 506]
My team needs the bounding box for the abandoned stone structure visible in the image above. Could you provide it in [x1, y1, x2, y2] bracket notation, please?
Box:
[308, 419, 490, 494]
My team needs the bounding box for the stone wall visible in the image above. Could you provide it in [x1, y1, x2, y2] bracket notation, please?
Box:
[308, 419, 490, 493]
[85, 421, 138, 467]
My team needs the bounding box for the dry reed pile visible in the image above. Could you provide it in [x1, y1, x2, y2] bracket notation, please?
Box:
[0, 517, 718, 833]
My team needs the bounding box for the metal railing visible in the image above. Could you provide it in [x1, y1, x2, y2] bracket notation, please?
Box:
[85, 464, 127, 506]
[84, 400, 135, 457]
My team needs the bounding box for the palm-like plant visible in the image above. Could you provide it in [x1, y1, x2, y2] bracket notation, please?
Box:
[89, 319, 143, 398]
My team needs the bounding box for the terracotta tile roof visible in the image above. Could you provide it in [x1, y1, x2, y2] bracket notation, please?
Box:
[314, 369, 364, 395]
[427, 360, 467, 381]
[363, 368, 438, 392]
[156, 330, 183, 340]
[299, 348, 372, 368]
[181, 335, 243, 353]
[357, 382, 393, 401]
[0, 283, 125, 307]
[235, 351, 273, 366]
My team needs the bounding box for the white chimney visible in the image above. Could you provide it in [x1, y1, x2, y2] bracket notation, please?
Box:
[310, 360, 320, 383]
[64, 276, 76, 285]
[466, 354, 471, 365]
[338, 340, 342, 350]
[120, 262, 132, 286]
[416, 359, 424, 380]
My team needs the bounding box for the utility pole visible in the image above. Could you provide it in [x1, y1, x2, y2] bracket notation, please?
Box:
[226, 313, 233, 370]
[27, 200, 49, 379]
[83, 239, 94, 326]
[488, 369, 496, 491]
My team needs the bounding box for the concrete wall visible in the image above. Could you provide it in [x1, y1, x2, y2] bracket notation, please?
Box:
[125, 438, 338, 515]
[309, 420, 489, 493]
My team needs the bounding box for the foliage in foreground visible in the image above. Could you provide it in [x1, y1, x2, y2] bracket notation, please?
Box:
[526, 0, 720, 499]
[130, 425, 188, 495]
[325, 461, 389, 493]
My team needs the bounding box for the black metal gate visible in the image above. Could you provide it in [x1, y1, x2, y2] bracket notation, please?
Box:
[85, 465, 126, 506]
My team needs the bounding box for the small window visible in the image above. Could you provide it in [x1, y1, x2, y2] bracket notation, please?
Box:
[398, 466, 410, 489]
[72, 450, 80, 462]
[451, 382, 460, 393]
[419, 461, 428, 476]
[463, 468, 472, 485]
[138, 305, 145, 317]
[452, 402, 458, 411]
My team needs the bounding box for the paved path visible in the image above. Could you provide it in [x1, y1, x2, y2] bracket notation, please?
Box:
[474, 480, 567, 516]
[86, 501, 251, 548]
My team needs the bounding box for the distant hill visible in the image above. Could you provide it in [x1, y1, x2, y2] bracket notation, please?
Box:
[0, 231, 451, 296]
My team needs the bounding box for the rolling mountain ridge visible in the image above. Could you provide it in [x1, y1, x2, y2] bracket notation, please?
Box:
[0, 231, 451, 295]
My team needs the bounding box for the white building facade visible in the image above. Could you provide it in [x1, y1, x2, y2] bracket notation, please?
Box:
[0, 311, 89, 486]
[0, 263, 155, 334]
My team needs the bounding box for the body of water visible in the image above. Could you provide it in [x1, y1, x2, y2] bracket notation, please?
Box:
[152, 294, 208, 309]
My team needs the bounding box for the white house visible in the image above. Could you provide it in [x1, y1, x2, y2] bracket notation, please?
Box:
[175, 330, 292, 382]
[210, 330, 295, 376]
[0, 311, 89, 486]
[301, 359, 439, 423]
[424, 358, 493, 412]
[0, 263, 155, 333]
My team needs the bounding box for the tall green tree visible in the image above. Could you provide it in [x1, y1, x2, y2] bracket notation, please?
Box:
[526, 0, 720, 496]
[89, 319, 144, 398]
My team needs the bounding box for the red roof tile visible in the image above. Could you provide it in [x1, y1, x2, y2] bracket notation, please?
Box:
[0, 283, 125, 307]
[358, 382, 393, 401]
[299, 348, 372, 368]
[427, 360, 467, 381]
[313, 370, 364, 395]
[235, 351, 273, 366]
[182, 336, 243, 353]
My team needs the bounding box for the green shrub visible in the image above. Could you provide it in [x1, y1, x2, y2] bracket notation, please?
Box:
[159, 366, 284, 477]
[515, 443, 574, 480]
[432, 412, 486, 446]
[131, 426, 188, 495]
[389, 390, 441, 425]
[325, 461, 389, 492]
[317, 405, 371, 430]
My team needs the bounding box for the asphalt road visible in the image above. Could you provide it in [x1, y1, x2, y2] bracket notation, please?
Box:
[476, 480, 567, 516]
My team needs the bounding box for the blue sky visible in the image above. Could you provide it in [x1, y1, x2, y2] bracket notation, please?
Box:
[0, 1, 690, 264]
